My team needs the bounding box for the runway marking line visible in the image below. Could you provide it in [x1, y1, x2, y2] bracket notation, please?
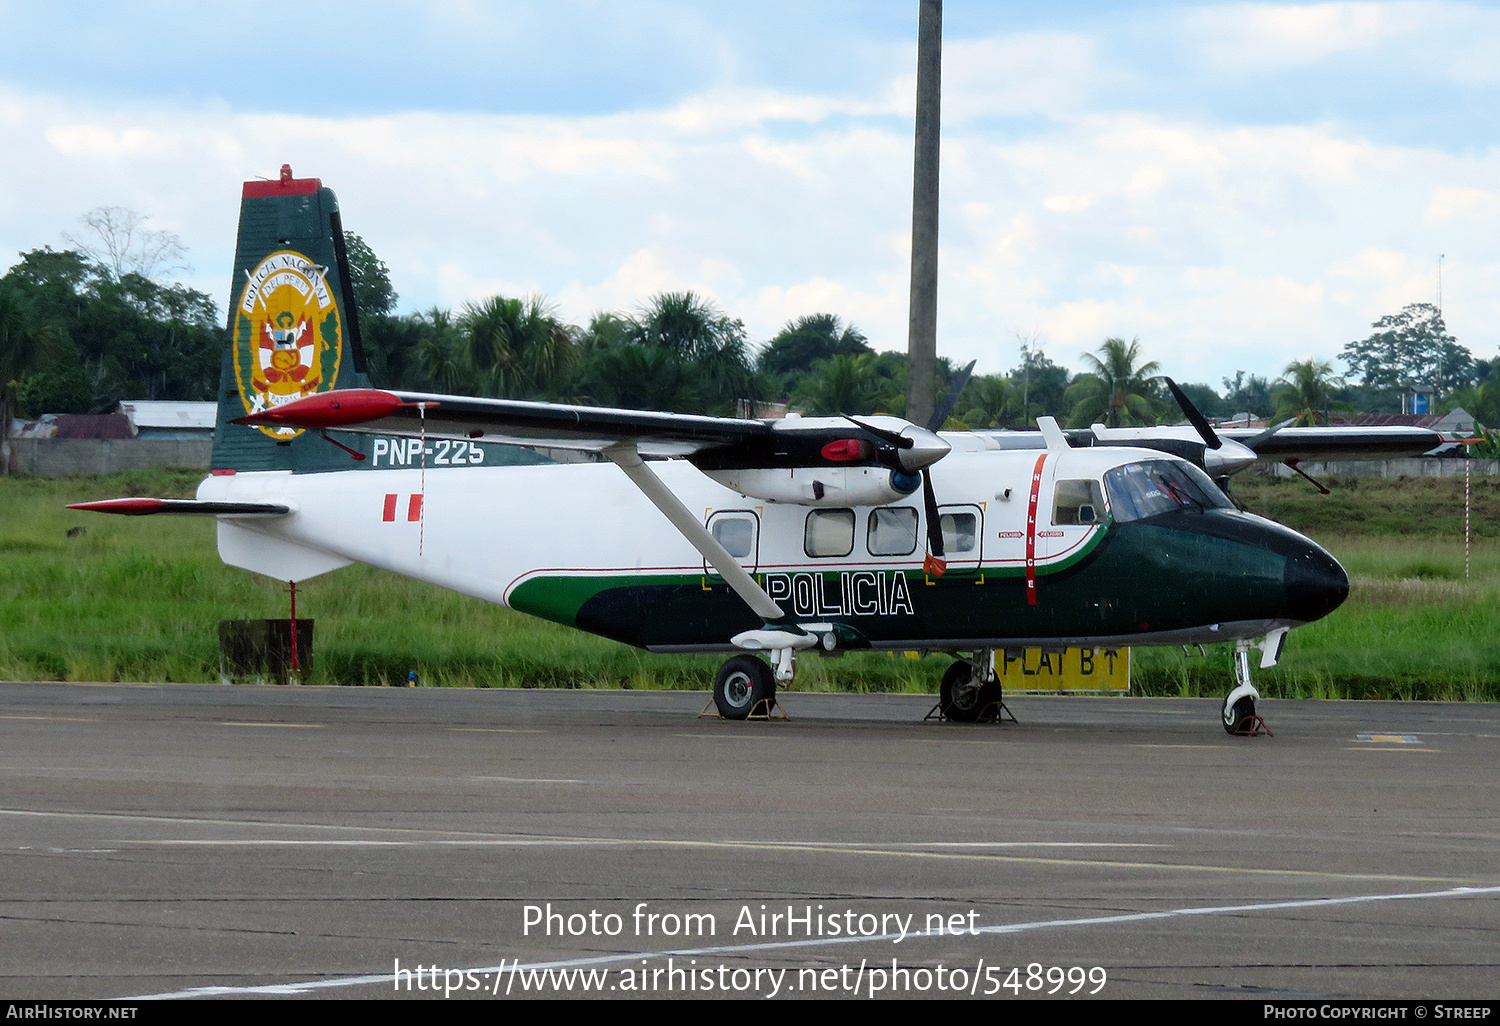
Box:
[216, 722, 325, 729]
[1343, 747, 1440, 753]
[673, 734, 791, 740]
[99, 834, 1493, 886]
[6, 809, 1492, 886]
[0, 715, 101, 722]
[117, 884, 1500, 1001]
[1128, 744, 1221, 749]
[450, 728, 548, 734]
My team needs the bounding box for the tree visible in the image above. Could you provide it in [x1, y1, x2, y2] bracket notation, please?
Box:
[787, 353, 895, 416]
[1341, 303, 1474, 395]
[625, 292, 759, 414]
[0, 289, 69, 472]
[1065, 337, 1162, 427]
[955, 374, 1034, 429]
[1010, 345, 1070, 421]
[63, 207, 188, 282]
[1443, 356, 1500, 429]
[343, 233, 398, 316]
[458, 294, 579, 399]
[758, 314, 870, 388]
[1221, 371, 1272, 419]
[578, 343, 708, 412]
[1272, 358, 1351, 426]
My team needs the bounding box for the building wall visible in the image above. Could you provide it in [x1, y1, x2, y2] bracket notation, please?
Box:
[10, 438, 213, 477]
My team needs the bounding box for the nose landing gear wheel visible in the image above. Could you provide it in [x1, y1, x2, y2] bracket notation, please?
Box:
[713, 655, 775, 720]
[1222, 694, 1256, 734]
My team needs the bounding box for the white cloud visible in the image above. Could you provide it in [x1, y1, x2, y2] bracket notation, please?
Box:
[1185, 2, 1427, 70]
[4, 4, 1500, 388]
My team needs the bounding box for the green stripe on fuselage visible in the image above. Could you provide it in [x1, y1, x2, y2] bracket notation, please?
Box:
[520, 512, 1296, 649]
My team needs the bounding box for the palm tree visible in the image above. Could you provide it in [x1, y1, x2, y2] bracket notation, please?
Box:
[626, 292, 759, 414]
[408, 308, 468, 393]
[1272, 358, 1349, 426]
[788, 353, 894, 416]
[1065, 337, 1162, 427]
[457, 294, 579, 399]
[957, 374, 1033, 429]
[579, 344, 707, 412]
[758, 313, 870, 388]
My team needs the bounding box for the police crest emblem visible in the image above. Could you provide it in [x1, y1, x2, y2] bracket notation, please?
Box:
[232, 250, 343, 437]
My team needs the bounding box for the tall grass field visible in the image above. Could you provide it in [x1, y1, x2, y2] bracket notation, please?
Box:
[1, 468, 1495, 700]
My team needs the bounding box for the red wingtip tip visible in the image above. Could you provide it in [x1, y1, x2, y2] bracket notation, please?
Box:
[233, 389, 409, 429]
[67, 498, 167, 516]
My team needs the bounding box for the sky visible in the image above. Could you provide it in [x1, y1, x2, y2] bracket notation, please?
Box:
[2, 0, 1498, 389]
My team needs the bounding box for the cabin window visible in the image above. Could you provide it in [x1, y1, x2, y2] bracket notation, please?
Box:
[940, 510, 978, 554]
[1104, 460, 1234, 522]
[805, 508, 855, 557]
[704, 510, 759, 574]
[867, 507, 918, 556]
[711, 515, 755, 559]
[1053, 479, 1106, 526]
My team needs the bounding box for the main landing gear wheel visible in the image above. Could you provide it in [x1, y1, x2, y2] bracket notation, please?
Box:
[713, 655, 774, 720]
[940, 661, 998, 723]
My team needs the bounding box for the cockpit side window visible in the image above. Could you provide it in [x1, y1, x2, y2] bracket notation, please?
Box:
[1104, 460, 1234, 522]
[1053, 479, 1106, 526]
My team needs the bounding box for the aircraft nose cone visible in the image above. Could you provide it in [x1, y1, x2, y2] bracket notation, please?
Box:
[1283, 544, 1349, 623]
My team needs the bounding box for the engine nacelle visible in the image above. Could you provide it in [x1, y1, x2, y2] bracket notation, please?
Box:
[704, 466, 922, 506]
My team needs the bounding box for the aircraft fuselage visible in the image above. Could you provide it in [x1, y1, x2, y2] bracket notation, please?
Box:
[199, 442, 1349, 655]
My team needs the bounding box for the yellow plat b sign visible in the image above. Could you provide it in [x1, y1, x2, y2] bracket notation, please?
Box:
[994, 648, 1130, 692]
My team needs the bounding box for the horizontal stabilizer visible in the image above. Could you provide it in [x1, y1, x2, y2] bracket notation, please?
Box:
[67, 498, 291, 518]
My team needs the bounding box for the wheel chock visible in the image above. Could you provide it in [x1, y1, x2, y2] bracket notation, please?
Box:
[1230, 713, 1272, 737]
[698, 696, 790, 720]
[924, 699, 1017, 724]
[747, 696, 789, 721]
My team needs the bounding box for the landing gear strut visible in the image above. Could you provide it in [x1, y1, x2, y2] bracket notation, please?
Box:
[1222, 639, 1270, 736]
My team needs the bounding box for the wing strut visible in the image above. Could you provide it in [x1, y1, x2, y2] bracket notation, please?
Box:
[601, 444, 786, 622]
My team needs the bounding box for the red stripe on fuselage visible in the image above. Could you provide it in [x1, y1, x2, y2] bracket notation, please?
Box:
[1025, 453, 1048, 606]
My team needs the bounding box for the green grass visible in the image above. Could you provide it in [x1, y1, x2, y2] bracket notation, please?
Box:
[2, 470, 1496, 699]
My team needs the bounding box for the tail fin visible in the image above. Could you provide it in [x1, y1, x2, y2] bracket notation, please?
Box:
[211, 165, 373, 472]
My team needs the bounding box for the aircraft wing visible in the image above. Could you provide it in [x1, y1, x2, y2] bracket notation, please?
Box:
[1218, 425, 1444, 462]
[971, 423, 1445, 470]
[231, 388, 771, 458]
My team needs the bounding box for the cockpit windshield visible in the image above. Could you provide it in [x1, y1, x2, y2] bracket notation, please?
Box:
[1103, 459, 1234, 523]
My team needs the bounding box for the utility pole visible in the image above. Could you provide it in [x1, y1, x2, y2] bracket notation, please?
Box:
[906, 0, 941, 428]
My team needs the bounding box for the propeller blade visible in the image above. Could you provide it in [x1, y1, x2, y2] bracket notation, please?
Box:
[846, 415, 912, 449]
[922, 468, 944, 559]
[1244, 418, 1293, 452]
[927, 359, 977, 433]
[1164, 377, 1222, 450]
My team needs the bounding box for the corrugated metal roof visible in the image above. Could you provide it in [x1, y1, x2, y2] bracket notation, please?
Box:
[117, 401, 218, 431]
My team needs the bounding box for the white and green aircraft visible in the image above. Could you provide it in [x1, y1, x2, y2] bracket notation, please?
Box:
[76, 168, 1433, 732]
